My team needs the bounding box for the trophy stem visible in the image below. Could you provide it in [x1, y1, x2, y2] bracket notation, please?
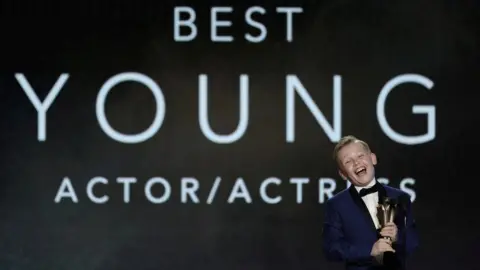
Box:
[388, 209, 395, 223]
[382, 207, 388, 227]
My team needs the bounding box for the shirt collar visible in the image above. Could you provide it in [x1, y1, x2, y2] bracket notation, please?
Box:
[354, 178, 376, 193]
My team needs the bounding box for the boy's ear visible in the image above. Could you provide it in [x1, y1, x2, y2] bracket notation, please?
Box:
[370, 152, 377, 165]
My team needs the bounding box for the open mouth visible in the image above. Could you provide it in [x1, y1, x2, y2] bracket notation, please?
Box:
[355, 167, 367, 176]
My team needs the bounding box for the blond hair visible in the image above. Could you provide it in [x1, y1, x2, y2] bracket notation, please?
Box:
[332, 135, 371, 162]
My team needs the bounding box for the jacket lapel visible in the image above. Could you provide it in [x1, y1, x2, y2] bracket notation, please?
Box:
[348, 184, 379, 233]
[377, 183, 388, 205]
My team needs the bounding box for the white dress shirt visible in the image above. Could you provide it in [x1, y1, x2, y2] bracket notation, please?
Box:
[355, 179, 384, 264]
[355, 178, 380, 229]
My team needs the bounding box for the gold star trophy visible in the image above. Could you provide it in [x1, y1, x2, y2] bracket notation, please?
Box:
[376, 197, 397, 241]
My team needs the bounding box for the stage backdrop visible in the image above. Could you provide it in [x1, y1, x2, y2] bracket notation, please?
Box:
[1, 1, 479, 269]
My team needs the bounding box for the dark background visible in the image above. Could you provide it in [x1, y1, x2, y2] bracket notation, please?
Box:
[1, 0, 479, 269]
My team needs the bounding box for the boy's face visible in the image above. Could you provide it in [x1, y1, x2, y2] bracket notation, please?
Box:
[337, 141, 377, 187]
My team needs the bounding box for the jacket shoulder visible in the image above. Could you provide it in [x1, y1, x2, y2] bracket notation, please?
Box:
[383, 184, 411, 202]
[383, 184, 402, 193]
[325, 187, 351, 206]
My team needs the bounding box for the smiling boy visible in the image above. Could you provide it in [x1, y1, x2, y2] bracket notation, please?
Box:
[322, 135, 418, 270]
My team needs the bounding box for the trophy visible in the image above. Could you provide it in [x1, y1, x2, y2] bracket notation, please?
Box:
[376, 197, 397, 241]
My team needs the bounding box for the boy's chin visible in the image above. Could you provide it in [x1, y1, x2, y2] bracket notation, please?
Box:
[357, 176, 373, 185]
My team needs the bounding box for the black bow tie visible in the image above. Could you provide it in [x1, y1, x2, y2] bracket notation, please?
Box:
[358, 184, 379, 197]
